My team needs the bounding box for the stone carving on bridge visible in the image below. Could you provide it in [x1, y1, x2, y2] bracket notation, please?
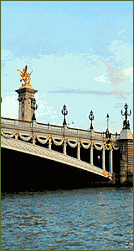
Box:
[20, 134, 33, 142]
[67, 139, 78, 148]
[1, 129, 119, 151]
[94, 143, 103, 151]
[17, 65, 33, 88]
[37, 135, 49, 144]
[102, 170, 107, 176]
[81, 140, 91, 149]
[112, 144, 119, 150]
[1, 127, 119, 161]
[14, 130, 20, 140]
[105, 144, 112, 150]
[1, 130, 14, 139]
[53, 137, 64, 146]
[32, 132, 37, 145]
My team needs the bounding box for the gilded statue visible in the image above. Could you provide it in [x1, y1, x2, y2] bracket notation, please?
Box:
[17, 65, 33, 88]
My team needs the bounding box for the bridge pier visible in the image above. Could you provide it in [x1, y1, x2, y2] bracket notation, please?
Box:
[118, 129, 133, 185]
[102, 145, 105, 171]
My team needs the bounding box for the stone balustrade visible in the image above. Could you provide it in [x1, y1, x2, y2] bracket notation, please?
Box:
[1, 117, 120, 143]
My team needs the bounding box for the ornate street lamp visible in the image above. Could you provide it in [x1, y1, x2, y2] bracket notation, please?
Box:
[31, 98, 38, 121]
[89, 110, 94, 130]
[121, 103, 131, 129]
[61, 104, 68, 126]
[106, 113, 109, 129]
[105, 113, 111, 141]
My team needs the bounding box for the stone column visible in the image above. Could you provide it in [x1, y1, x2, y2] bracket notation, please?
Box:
[48, 137, 52, 150]
[77, 141, 81, 160]
[63, 139, 67, 155]
[109, 146, 113, 175]
[90, 145, 93, 165]
[102, 145, 105, 170]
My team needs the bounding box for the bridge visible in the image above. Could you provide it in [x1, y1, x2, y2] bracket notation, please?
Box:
[1, 117, 120, 181]
[1, 66, 133, 189]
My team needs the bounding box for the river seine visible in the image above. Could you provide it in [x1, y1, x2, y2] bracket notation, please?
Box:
[1, 187, 133, 250]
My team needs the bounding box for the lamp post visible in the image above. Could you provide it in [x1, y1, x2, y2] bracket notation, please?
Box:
[31, 98, 38, 121]
[106, 113, 109, 129]
[61, 104, 68, 126]
[105, 113, 111, 140]
[121, 103, 131, 129]
[89, 110, 94, 130]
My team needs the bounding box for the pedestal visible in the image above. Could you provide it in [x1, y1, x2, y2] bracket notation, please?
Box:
[119, 129, 133, 185]
[15, 86, 38, 122]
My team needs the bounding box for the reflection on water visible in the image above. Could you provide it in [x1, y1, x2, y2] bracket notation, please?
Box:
[1, 187, 133, 250]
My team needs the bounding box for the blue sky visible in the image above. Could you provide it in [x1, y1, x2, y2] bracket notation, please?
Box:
[1, 1, 133, 133]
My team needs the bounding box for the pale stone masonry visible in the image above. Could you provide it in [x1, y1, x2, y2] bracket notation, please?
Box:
[15, 86, 38, 122]
[119, 129, 133, 184]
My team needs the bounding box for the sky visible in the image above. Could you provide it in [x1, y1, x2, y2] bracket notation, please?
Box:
[1, 1, 133, 133]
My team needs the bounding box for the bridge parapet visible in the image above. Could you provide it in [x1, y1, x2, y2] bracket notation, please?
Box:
[1, 117, 120, 143]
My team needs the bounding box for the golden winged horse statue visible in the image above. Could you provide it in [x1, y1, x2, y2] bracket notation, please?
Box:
[17, 65, 33, 88]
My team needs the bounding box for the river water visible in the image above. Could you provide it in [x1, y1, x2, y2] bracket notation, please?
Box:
[1, 187, 133, 250]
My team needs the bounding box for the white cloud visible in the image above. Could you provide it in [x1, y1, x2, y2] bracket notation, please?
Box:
[93, 73, 107, 83]
[123, 67, 133, 82]
[107, 40, 132, 63]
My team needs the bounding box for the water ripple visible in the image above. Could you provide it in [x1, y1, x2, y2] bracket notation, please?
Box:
[1, 187, 133, 250]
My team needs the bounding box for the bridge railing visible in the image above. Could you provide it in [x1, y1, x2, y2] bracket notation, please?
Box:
[1, 117, 120, 140]
[37, 122, 63, 132]
[1, 117, 31, 127]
